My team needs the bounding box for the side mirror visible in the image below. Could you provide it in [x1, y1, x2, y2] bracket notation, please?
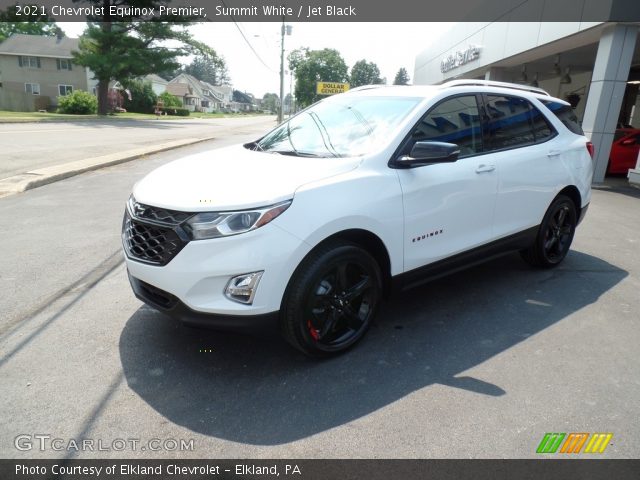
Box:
[393, 141, 460, 168]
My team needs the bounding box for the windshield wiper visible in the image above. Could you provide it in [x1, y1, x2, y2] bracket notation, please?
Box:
[271, 150, 325, 157]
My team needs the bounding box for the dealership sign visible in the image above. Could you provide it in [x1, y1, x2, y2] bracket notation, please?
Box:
[440, 45, 481, 73]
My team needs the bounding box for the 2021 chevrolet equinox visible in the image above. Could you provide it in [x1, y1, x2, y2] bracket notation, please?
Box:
[123, 80, 593, 356]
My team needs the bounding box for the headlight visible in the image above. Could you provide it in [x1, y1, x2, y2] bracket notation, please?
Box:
[184, 200, 292, 240]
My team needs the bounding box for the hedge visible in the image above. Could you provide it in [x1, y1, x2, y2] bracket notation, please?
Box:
[157, 107, 190, 116]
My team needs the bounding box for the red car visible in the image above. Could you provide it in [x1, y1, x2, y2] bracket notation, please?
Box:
[608, 129, 640, 174]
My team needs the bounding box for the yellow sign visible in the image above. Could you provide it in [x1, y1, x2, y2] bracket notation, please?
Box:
[316, 82, 350, 95]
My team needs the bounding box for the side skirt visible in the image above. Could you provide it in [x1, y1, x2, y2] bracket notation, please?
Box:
[392, 226, 539, 293]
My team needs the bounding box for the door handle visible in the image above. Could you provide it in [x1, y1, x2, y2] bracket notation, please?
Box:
[547, 150, 562, 157]
[475, 164, 496, 173]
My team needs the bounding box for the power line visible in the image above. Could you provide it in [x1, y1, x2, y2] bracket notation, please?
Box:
[219, 0, 278, 74]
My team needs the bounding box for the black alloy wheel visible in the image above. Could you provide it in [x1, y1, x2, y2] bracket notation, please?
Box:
[521, 194, 577, 268]
[281, 241, 382, 356]
[542, 203, 573, 263]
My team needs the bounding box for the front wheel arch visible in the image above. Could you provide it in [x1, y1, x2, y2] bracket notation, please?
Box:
[279, 239, 384, 356]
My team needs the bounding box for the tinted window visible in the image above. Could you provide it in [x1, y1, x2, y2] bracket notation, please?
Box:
[541, 100, 584, 135]
[408, 95, 482, 158]
[484, 95, 535, 150]
[529, 104, 556, 142]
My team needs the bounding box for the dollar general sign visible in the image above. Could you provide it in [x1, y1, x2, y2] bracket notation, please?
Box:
[316, 82, 350, 95]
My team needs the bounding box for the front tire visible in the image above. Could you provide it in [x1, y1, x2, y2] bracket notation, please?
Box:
[281, 241, 382, 357]
[521, 194, 577, 268]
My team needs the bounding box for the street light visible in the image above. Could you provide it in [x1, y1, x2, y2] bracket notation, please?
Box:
[279, 19, 292, 123]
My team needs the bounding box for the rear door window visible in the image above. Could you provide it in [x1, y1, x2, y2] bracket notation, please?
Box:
[484, 95, 535, 150]
[541, 100, 584, 135]
[483, 95, 557, 151]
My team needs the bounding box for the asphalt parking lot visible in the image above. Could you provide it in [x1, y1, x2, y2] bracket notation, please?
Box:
[1, 134, 639, 459]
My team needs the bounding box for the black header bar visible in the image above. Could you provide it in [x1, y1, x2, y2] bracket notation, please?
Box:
[2, 459, 640, 480]
[1, 0, 640, 22]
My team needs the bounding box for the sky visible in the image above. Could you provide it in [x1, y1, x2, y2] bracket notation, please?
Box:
[59, 22, 454, 98]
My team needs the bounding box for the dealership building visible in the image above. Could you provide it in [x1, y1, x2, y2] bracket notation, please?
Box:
[414, 21, 640, 184]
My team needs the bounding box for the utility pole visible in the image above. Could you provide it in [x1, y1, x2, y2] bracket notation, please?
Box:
[278, 19, 292, 123]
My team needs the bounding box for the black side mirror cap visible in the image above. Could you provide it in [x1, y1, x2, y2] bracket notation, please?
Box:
[392, 141, 460, 169]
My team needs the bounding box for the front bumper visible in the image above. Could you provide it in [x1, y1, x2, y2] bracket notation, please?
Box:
[128, 273, 279, 332]
[124, 220, 311, 320]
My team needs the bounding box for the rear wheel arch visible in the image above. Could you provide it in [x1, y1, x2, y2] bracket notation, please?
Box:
[557, 185, 581, 212]
[521, 193, 577, 268]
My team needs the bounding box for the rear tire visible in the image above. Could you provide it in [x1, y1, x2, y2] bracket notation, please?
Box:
[280, 240, 382, 357]
[521, 194, 577, 268]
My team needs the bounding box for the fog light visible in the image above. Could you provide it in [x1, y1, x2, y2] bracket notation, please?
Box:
[224, 272, 263, 304]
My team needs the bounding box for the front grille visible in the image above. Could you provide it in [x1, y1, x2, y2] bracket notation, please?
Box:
[131, 203, 192, 226]
[122, 209, 188, 266]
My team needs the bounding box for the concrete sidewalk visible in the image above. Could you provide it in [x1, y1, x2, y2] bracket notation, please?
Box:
[0, 115, 277, 198]
[0, 136, 213, 198]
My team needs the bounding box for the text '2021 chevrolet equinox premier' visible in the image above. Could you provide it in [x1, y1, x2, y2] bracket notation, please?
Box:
[122, 80, 593, 356]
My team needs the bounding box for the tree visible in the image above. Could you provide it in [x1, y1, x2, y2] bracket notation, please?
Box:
[121, 80, 157, 114]
[183, 53, 229, 85]
[393, 67, 410, 85]
[72, 0, 214, 115]
[158, 91, 182, 108]
[233, 90, 252, 104]
[261, 93, 279, 113]
[350, 59, 384, 88]
[0, 5, 62, 43]
[292, 48, 349, 108]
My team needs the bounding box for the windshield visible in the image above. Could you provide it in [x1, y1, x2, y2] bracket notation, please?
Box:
[253, 96, 421, 158]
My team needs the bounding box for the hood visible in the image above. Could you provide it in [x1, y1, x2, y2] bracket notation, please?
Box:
[132, 144, 362, 211]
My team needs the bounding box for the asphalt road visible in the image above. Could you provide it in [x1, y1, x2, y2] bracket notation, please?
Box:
[0, 116, 276, 179]
[1, 133, 639, 459]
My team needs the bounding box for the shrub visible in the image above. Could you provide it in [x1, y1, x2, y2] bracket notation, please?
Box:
[158, 107, 190, 116]
[108, 89, 124, 113]
[57, 90, 97, 114]
[122, 80, 157, 114]
[158, 92, 182, 108]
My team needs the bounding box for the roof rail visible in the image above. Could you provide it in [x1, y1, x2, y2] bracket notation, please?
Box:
[346, 84, 388, 93]
[440, 79, 550, 96]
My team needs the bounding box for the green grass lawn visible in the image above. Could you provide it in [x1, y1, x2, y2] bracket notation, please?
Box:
[0, 110, 270, 123]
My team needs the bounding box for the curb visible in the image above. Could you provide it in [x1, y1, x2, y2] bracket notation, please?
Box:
[0, 136, 215, 198]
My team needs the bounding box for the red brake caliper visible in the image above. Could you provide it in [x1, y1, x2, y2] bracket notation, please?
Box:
[307, 320, 319, 341]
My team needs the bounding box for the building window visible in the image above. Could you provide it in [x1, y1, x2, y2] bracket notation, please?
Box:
[56, 59, 72, 71]
[25, 83, 40, 95]
[19, 56, 41, 68]
[58, 85, 73, 96]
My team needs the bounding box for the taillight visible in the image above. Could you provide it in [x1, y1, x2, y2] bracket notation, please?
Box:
[586, 141, 595, 159]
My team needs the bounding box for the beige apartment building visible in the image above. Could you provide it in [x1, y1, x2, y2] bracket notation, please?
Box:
[0, 33, 97, 111]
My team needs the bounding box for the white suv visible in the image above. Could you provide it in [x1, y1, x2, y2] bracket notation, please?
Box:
[123, 80, 593, 356]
